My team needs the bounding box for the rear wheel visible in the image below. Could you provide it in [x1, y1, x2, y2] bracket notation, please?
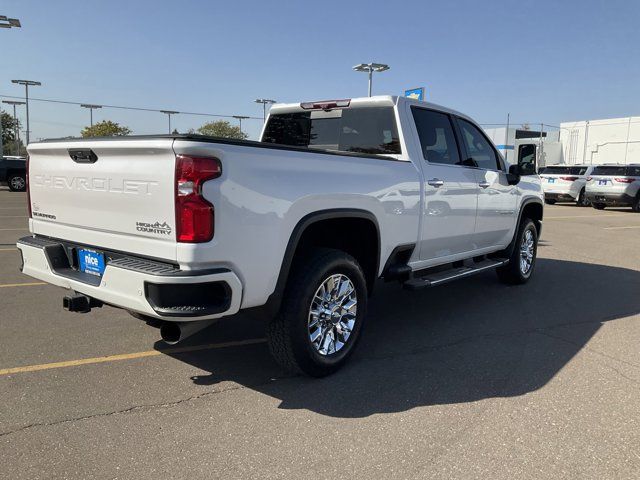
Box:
[592, 203, 606, 210]
[577, 189, 590, 207]
[8, 174, 26, 192]
[632, 196, 640, 213]
[496, 218, 538, 285]
[544, 199, 556, 205]
[267, 248, 367, 377]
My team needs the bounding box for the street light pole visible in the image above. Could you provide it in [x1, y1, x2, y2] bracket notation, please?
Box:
[11, 79, 41, 146]
[254, 99, 277, 123]
[80, 104, 102, 127]
[160, 110, 179, 134]
[352, 63, 390, 97]
[2, 100, 25, 155]
[233, 115, 250, 135]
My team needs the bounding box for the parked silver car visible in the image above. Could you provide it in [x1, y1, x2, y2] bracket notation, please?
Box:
[585, 164, 640, 211]
[540, 165, 594, 206]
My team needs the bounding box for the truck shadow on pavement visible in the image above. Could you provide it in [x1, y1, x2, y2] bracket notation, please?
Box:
[159, 258, 640, 418]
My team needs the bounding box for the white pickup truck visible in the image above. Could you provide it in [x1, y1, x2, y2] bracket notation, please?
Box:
[18, 95, 543, 376]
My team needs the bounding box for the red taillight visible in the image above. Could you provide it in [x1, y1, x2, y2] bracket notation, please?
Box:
[586, 176, 593, 181]
[614, 177, 634, 183]
[560, 176, 579, 182]
[26, 155, 32, 218]
[175, 155, 221, 243]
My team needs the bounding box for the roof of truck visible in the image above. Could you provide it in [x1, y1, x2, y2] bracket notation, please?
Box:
[270, 95, 474, 122]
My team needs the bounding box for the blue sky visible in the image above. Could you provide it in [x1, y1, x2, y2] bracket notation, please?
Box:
[2, 0, 639, 140]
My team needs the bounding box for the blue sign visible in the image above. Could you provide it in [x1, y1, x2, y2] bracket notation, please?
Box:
[78, 249, 106, 277]
[405, 87, 425, 101]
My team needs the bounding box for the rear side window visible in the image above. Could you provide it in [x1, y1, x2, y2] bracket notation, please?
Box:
[262, 107, 401, 155]
[628, 166, 640, 176]
[411, 107, 460, 165]
[457, 118, 501, 170]
[592, 166, 627, 176]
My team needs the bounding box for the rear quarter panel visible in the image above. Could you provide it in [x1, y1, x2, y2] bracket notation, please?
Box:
[172, 140, 422, 309]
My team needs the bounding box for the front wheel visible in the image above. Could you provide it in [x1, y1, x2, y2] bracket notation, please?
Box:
[496, 218, 538, 285]
[267, 248, 367, 377]
[8, 174, 26, 192]
[592, 203, 606, 210]
[544, 199, 556, 205]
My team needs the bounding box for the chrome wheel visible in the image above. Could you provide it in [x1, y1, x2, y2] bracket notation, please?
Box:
[308, 273, 357, 356]
[10, 176, 25, 191]
[520, 228, 535, 275]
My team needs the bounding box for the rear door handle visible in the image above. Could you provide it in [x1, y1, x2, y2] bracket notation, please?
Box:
[427, 178, 444, 188]
[478, 182, 491, 188]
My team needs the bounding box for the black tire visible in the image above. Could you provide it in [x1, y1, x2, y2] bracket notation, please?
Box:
[128, 310, 162, 327]
[8, 173, 26, 192]
[577, 189, 590, 207]
[632, 196, 640, 213]
[544, 199, 556, 205]
[496, 218, 538, 285]
[267, 248, 368, 377]
[592, 203, 606, 210]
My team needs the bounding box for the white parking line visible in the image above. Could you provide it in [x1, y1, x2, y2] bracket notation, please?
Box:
[546, 214, 629, 220]
[603, 225, 640, 230]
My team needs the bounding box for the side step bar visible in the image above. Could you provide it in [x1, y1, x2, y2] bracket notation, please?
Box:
[403, 258, 509, 290]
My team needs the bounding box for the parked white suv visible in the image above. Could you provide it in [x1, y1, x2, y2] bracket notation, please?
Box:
[17, 95, 543, 376]
[540, 165, 594, 206]
[586, 164, 640, 211]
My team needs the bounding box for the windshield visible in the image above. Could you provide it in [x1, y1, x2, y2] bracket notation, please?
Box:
[262, 106, 401, 155]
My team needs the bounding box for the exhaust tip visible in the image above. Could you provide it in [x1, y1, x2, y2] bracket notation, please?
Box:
[160, 322, 181, 345]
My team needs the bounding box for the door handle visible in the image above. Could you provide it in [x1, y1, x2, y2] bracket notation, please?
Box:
[427, 178, 444, 188]
[478, 182, 491, 189]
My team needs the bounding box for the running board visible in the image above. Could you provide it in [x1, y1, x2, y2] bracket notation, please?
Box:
[403, 259, 509, 290]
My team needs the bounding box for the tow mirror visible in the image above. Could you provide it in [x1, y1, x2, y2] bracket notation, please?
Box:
[507, 164, 521, 185]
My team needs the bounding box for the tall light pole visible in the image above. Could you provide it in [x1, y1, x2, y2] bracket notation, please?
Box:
[0, 15, 21, 29]
[80, 104, 102, 127]
[160, 110, 179, 133]
[352, 63, 390, 97]
[11, 79, 41, 146]
[2, 100, 25, 155]
[233, 115, 250, 135]
[254, 98, 276, 123]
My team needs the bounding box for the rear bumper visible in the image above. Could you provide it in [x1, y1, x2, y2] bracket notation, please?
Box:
[585, 192, 634, 206]
[16, 236, 242, 322]
[544, 192, 577, 202]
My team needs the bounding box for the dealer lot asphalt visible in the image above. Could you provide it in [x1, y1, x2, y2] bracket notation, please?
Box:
[0, 187, 639, 479]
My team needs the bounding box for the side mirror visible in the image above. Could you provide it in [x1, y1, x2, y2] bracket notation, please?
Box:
[507, 164, 521, 185]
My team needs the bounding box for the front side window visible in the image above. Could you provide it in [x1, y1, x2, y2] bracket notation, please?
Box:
[262, 106, 401, 155]
[458, 118, 501, 171]
[411, 107, 460, 166]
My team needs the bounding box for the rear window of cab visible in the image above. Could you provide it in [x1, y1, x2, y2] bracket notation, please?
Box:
[262, 107, 401, 155]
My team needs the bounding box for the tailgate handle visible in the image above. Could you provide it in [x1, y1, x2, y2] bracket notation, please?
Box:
[68, 149, 98, 164]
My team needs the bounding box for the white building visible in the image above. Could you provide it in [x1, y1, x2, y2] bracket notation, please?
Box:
[559, 116, 640, 166]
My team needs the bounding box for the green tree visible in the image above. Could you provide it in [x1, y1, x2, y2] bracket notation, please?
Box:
[1, 110, 26, 156]
[193, 120, 248, 140]
[81, 120, 131, 138]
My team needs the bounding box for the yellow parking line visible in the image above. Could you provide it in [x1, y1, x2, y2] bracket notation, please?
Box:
[604, 225, 640, 230]
[0, 248, 17, 251]
[546, 214, 628, 220]
[0, 338, 267, 376]
[0, 282, 47, 288]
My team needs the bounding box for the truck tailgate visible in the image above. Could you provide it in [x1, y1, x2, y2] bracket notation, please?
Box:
[27, 138, 178, 261]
